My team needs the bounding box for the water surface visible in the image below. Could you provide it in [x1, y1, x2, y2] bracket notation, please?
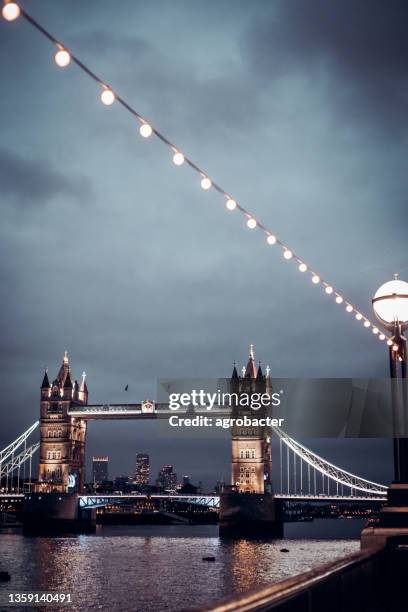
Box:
[0, 520, 364, 611]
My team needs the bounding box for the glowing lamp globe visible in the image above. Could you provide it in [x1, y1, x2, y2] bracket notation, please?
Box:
[140, 123, 152, 138]
[55, 49, 71, 68]
[372, 277, 408, 330]
[2, 2, 20, 21]
[101, 89, 115, 106]
[200, 177, 212, 190]
[173, 152, 184, 166]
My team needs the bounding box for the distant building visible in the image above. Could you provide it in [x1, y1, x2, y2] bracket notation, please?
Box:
[135, 453, 150, 487]
[157, 465, 177, 492]
[113, 475, 130, 492]
[182, 475, 190, 486]
[92, 456, 109, 484]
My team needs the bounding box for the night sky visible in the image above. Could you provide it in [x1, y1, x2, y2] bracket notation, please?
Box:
[1, 0, 407, 488]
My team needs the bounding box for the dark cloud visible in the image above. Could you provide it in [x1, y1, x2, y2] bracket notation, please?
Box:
[244, 0, 408, 131]
[0, 149, 91, 207]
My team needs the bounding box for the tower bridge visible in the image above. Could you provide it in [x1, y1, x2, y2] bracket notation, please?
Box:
[0, 349, 387, 533]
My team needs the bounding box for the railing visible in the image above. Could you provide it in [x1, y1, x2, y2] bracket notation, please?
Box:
[199, 545, 386, 612]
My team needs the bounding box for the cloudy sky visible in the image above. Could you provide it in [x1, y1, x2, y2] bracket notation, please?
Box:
[1, 0, 406, 487]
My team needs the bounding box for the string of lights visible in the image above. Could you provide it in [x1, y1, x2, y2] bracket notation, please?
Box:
[2, 1, 394, 346]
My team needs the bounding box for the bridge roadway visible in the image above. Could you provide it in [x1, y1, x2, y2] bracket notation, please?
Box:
[0, 493, 386, 507]
[68, 404, 233, 419]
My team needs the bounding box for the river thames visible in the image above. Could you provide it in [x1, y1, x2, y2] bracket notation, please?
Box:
[0, 519, 364, 611]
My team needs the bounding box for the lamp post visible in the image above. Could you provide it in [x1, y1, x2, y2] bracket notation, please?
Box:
[373, 274, 408, 482]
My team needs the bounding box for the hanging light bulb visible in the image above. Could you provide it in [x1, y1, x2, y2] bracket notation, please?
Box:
[336, 296, 343, 304]
[325, 286, 333, 295]
[140, 122, 153, 138]
[247, 218, 257, 229]
[312, 275, 320, 284]
[372, 327, 379, 335]
[101, 88, 115, 106]
[346, 304, 353, 313]
[267, 234, 276, 245]
[393, 344, 399, 352]
[356, 313, 363, 321]
[2, 2, 20, 21]
[226, 199, 236, 211]
[173, 152, 185, 166]
[55, 48, 71, 68]
[298, 263, 307, 272]
[200, 177, 212, 190]
[364, 320, 370, 328]
[387, 339, 393, 346]
[379, 333, 385, 340]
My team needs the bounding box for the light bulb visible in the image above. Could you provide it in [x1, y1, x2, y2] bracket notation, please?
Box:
[346, 305, 353, 313]
[372, 327, 379, 334]
[325, 286, 333, 294]
[247, 218, 257, 229]
[2, 2, 20, 21]
[356, 313, 363, 321]
[336, 296, 343, 304]
[298, 263, 307, 272]
[393, 344, 399, 352]
[364, 320, 370, 328]
[312, 275, 320, 284]
[226, 199, 236, 211]
[55, 49, 71, 67]
[267, 234, 276, 245]
[101, 89, 115, 106]
[173, 152, 184, 166]
[201, 177, 212, 190]
[379, 333, 385, 340]
[140, 123, 153, 138]
[283, 250, 292, 260]
[387, 339, 393, 346]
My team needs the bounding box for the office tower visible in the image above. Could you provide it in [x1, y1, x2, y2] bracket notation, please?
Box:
[92, 456, 109, 484]
[157, 465, 177, 492]
[135, 453, 150, 487]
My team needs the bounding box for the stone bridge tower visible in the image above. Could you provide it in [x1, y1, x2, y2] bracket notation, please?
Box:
[230, 345, 273, 494]
[37, 352, 88, 493]
[220, 345, 282, 536]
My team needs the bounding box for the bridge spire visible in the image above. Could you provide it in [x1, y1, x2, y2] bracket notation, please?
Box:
[244, 344, 257, 378]
[79, 371, 88, 404]
[56, 350, 70, 385]
[41, 368, 50, 389]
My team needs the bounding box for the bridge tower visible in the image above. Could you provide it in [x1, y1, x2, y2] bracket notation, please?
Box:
[37, 352, 88, 494]
[230, 345, 272, 494]
[220, 346, 282, 536]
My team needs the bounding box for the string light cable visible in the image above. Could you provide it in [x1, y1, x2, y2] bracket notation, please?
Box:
[1, 2, 394, 346]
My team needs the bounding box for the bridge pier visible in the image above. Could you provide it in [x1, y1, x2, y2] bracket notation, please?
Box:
[361, 483, 408, 549]
[219, 489, 283, 537]
[23, 493, 95, 534]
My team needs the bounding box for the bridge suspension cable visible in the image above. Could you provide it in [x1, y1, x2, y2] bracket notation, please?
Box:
[0, 421, 39, 465]
[273, 426, 387, 498]
[0, 442, 39, 493]
[0, 422, 39, 493]
[1, 4, 393, 346]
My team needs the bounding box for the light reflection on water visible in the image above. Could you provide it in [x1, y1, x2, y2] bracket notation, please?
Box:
[0, 521, 363, 612]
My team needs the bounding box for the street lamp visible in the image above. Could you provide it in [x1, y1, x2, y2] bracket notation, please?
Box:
[373, 274, 408, 482]
[373, 274, 408, 377]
